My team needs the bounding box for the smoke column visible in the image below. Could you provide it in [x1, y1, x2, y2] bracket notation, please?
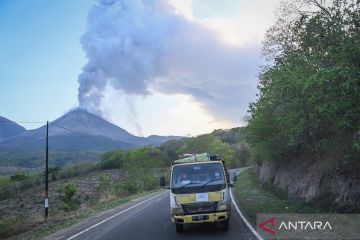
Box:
[78, 0, 260, 122]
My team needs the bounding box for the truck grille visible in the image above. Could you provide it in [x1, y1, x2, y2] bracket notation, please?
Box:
[181, 201, 218, 214]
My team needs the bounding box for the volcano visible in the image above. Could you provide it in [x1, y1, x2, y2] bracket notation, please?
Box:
[0, 108, 180, 152]
[0, 116, 26, 140]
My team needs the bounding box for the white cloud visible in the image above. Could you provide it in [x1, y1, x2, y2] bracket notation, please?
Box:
[101, 87, 237, 136]
[77, 0, 281, 135]
[170, 0, 194, 20]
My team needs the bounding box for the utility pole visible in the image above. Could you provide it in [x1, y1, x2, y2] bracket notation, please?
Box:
[45, 121, 49, 220]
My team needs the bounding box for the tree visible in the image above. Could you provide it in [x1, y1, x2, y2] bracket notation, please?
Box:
[59, 182, 78, 211]
[122, 147, 165, 191]
[246, 0, 360, 170]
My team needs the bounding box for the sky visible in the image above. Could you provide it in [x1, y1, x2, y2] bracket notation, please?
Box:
[0, 0, 281, 137]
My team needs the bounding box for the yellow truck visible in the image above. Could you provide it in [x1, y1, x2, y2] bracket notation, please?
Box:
[166, 153, 235, 233]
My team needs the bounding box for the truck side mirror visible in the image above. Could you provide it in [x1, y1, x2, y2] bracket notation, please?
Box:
[159, 176, 166, 187]
[226, 171, 230, 183]
[233, 176, 238, 182]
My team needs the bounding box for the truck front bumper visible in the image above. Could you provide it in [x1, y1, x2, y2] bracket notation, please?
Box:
[172, 211, 228, 224]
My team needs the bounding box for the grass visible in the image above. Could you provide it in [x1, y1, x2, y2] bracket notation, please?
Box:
[9, 188, 164, 240]
[0, 177, 10, 188]
[0, 218, 19, 239]
[233, 168, 329, 222]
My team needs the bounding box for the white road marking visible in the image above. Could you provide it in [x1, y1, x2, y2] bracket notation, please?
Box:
[230, 169, 264, 240]
[67, 191, 168, 240]
[67, 168, 263, 240]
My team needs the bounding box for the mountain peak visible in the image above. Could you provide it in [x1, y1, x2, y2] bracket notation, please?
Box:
[0, 116, 26, 140]
[52, 107, 135, 141]
[1, 109, 182, 153]
[64, 107, 97, 117]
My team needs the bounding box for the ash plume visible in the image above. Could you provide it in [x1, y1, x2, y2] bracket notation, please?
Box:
[78, 0, 260, 122]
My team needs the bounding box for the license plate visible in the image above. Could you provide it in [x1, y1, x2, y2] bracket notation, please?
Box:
[192, 215, 209, 221]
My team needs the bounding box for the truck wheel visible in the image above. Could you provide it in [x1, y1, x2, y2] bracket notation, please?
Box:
[175, 223, 183, 233]
[221, 219, 229, 231]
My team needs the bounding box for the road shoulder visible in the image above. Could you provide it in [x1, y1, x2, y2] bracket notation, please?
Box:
[232, 167, 328, 223]
[229, 168, 264, 240]
[43, 190, 167, 240]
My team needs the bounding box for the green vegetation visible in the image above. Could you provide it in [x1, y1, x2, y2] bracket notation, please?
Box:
[0, 127, 251, 239]
[170, 128, 252, 167]
[95, 128, 252, 202]
[0, 149, 101, 169]
[98, 127, 252, 191]
[234, 168, 329, 221]
[0, 165, 163, 239]
[116, 179, 139, 194]
[10, 171, 29, 181]
[0, 172, 43, 200]
[122, 147, 165, 191]
[55, 162, 97, 179]
[0, 218, 19, 239]
[98, 148, 166, 196]
[96, 173, 119, 203]
[0, 176, 10, 187]
[0, 127, 249, 199]
[246, 0, 360, 174]
[9, 189, 164, 240]
[99, 150, 125, 169]
[59, 182, 79, 211]
[0, 163, 97, 200]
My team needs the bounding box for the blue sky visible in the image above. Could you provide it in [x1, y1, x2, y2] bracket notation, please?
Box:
[0, 0, 280, 136]
[0, 0, 93, 128]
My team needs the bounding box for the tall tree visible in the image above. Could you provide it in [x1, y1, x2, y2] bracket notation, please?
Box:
[247, 0, 360, 170]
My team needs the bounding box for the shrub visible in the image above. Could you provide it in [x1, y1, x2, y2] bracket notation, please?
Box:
[99, 151, 125, 169]
[57, 163, 98, 180]
[10, 172, 28, 181]
[0, 218, 18, 238]
[59, 182, 78, 211]
[143, 175, 158, 191]
[98, 173, 111, 193]
[120, 179, 140, 194]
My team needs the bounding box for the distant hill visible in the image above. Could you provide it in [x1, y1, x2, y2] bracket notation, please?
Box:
[0, 109, 181, 167]
[0, 108, 181, 151]
[0, 116, 25, 140]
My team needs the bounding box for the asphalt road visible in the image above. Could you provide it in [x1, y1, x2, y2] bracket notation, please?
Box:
[50, 168, 258, 240]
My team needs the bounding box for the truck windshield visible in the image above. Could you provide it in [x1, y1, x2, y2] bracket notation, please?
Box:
[171, 162, 225, 194]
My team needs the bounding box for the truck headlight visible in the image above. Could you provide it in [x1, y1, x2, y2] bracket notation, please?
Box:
[217, 202, 229, 211]
[171, 206, 184, 215]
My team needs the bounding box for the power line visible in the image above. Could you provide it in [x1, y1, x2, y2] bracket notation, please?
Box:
[50, 122, 122, 150]
[0, 120, 124, 151]
[50, 122, 97, 140]
[0, 120, 127, 176]
[49, 122, 79, 135]
[0, 120, 122, 149]
[0, 120, 46, 124]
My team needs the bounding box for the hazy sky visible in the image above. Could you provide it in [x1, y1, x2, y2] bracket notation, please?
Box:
[0, 0, 281, 136]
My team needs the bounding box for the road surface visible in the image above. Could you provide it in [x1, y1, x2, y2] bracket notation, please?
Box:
[48, 168, 258, 240]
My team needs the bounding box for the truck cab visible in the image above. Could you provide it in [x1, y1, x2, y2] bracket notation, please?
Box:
[168, 153, 233, 233]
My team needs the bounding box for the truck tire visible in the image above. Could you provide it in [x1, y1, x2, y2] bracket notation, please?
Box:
[175, 223, 183, 233]
[221, 219, 229, 231]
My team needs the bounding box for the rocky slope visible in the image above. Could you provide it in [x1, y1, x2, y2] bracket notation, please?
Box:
[256, 161, 360, 211]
